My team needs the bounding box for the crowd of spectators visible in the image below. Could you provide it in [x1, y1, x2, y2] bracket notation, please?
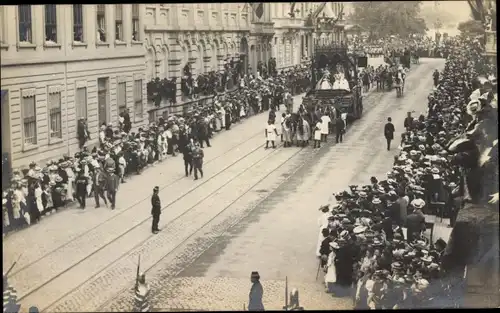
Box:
[316, 34, 497, 309]
[2, 63, 311, 236]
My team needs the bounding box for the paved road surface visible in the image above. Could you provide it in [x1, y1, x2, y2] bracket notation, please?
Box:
[3, 58, 446, 312]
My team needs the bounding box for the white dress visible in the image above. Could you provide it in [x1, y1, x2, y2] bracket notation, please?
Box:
[266, 124, 277, 141]
[35, 187, 44, 213]
[65, 168, 75, 201]
[324, 251, 337, 285]
[320, 116, 331, 135]
[314, 122, 322, 141]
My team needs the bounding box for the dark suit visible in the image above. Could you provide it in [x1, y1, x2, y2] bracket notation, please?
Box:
[406, 212, 425, 242]
[77, 121, 90, 149]
[384, 122, 395, 150]
[151, 193, 161, 232]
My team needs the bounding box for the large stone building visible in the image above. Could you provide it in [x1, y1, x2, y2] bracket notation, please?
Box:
[143, 3, 276, 110]
[1, 4, 147, 168]
[1, 3, 347, 169]
[271, 2, 345, 69]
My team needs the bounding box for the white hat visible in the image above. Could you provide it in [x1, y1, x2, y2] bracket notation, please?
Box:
[353, 225, 367, 234]
[339, 230, 349, 239]
[329, 241, 340, 249]
[372, 197, 382, 205]
[411, 198, 426, 209]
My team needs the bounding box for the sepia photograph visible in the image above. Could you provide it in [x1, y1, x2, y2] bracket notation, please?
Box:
[1, 1, 498, 312]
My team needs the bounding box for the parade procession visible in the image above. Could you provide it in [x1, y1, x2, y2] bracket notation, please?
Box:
[2, 2, 498, 312]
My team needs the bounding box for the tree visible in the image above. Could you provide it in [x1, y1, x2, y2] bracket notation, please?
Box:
[351, 2, 427, 39]
[458, 19, 485, 35]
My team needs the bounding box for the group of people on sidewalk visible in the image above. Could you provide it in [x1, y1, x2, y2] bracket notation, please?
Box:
[315, 35, 497, 309]
[2, 65, 311, 236]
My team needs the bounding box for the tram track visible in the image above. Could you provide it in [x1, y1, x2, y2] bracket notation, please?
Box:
[11, 63, 427, 311]
[15, 132, 282, 306]
[34, 143, 304, 312]
[9, 126, 266, 279]
[91, 64, 430, 312]
[54, 85, 393, 312]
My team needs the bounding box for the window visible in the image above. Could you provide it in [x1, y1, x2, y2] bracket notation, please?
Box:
[115, 4, 123, 41]
[73, 4, 84, 42]
[132, 4, 139, 41]
[97, 4, 106, 42]
[22, 95, 37, 145]
[117, 82, 127, 114]
[44, 5, 57, 43]
[75, 87, 87, 120]
[18, 5, 32, 43]
[48, 92, 62, 139]
[133, 79, 143, 121]
[0, 6, 5, 43]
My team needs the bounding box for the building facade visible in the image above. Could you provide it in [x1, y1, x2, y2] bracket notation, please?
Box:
[0, 4, 147, 168]
[271, 2, 345, 69]
[143, 3, 276, 110]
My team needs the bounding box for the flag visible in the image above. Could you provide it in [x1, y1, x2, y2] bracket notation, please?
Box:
[252, 3, 264, 20]
[3, 285, 21, 313]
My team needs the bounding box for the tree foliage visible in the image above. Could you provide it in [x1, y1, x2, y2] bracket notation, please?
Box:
[458, 19, 485, 35]
[351, 2, 428, 39]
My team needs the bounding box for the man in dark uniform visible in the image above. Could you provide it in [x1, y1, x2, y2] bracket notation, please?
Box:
[432, 69, 439, 87]
[151, 186, 161, 234]
[334, 115, 345, 144]
[75, 169, 88, 209]
[384, 117, 395, 150]
[93, 165, 108, 208]
[183, 140, 194, 177]
[192, 142, 204, 180]
[106, 170, 119, 210]
[403, 112, 413, 131]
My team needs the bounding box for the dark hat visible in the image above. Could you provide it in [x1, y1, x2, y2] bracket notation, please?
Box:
[251, 271, 260, 279]
[153, 186, 159, 192]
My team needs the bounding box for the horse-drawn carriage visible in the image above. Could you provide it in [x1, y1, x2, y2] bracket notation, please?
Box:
[303, 43, 364, 125]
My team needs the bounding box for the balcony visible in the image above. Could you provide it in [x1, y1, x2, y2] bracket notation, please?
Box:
[484, 30, 497, 56]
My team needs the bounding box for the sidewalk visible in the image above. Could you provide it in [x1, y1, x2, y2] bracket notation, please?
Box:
[2, 94, 305, 272]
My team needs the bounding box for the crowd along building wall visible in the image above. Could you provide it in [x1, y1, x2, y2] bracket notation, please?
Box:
[143, 3, 276, 115]
[0, 4, 147, 168]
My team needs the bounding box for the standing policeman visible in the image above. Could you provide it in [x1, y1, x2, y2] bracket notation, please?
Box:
[384, 117, 395, 151]
[75, 169, 88, 209]
[183, 139, 194, 177]
[151, 186, 161, 234]
[192, 142, 204, 181]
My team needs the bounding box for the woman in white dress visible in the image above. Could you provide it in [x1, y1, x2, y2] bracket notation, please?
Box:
[265, 120, 278, 149]
[34, 182, 44, 215]
[314, 120, 322, 148]
[320, 113, 331, 142]
[325, 242, 338, 293]
[65, 162, 75, 202]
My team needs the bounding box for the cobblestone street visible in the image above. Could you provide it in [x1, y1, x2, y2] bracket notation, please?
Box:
[3, 59, 449, 312]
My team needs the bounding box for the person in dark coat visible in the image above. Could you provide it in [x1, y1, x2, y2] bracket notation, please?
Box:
[121, 108, 132, 134]
[406, 199, 426, 242]
[403, 112, 413, 131]
[384, 117, 395, 151]
[224, 107, 232, 130]
[248, 271, 264, 311]
[77, 118, 91, 150]
[75, 169, 88, 209]
[106, 171, 119, 210]
[183, 140, 194, 177]
[151, 186, 161, 234]
[191, 142, 204, 180]
[334, 115, 345, 144]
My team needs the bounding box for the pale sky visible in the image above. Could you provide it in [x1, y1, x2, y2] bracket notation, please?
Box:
[421, 1, 472, 24]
